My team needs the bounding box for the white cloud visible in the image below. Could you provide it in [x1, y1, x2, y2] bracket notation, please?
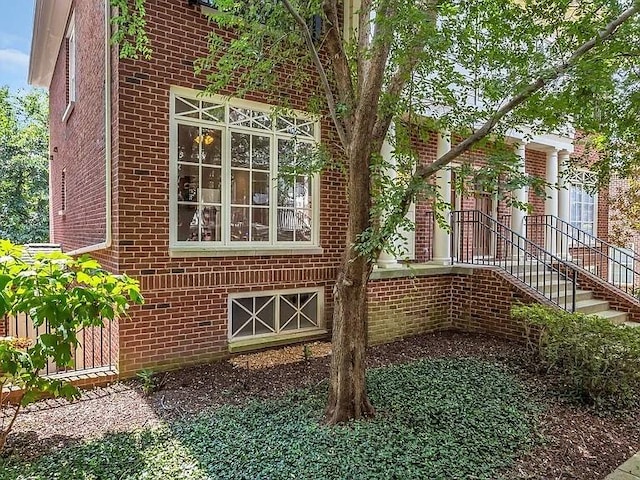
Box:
[0, 32, 22, 49]
[0, 48, 29, 72]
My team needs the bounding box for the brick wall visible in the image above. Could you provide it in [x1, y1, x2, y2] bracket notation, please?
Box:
[106, 0, 348, 374]
[452, 267, 554, 342]
[49, 0, 111, 254]
[367, 266, 557, 347]
[45, 0, 620, 378]
[367, 274, 452, 345]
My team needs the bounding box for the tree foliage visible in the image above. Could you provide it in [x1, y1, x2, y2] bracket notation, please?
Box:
[0, 87, 50, 244]
[0, 240, 144, 451]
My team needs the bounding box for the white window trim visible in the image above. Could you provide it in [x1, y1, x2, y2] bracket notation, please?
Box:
[63, 13, 76, 122]
[169, 86, 322, 255]
[609, 244, 635, 285]
[569, 170, 598, 237]
[228, 287, 325, 342]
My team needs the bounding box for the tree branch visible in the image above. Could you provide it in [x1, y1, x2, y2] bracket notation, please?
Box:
[322, 0, 356, 139]
[388, 1, 640, 228]
[281, 0, 349, 149]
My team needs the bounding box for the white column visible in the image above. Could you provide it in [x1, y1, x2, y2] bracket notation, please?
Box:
[557, 149, 571, 259]
[377, 134, 399, 268]
[432, 131, 452, 264]
[545, 149, 559, 255]
[511, 142, 527, 239]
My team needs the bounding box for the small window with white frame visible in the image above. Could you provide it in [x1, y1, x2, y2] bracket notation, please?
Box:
[170, 89, 320, 250]
[63, 13, 76, 121]
[610, 245, 635, 287]
[229, 288, 323, 340]
[569, 170, 597, 235]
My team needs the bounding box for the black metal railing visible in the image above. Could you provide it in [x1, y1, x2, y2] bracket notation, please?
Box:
[525, 215, 639, 298]
[3, 314, 115, 376]
[451, 210, 579, 312]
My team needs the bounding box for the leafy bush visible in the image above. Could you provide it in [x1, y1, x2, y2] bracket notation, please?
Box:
[0, 240, 143, 451]
[1, 358, 538, 479]
[512, 304, 640, 409]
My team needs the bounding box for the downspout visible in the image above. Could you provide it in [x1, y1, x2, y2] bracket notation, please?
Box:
[67, 0, 112, 255]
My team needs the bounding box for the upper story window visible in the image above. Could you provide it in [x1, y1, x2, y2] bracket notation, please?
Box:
[63, 13, 76, 122]
[569, 170, 597, 235]
[170, 89, 320, 251]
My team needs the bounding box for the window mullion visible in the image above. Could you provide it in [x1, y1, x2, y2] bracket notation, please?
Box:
[271, 133, 277, 246]
[275, 293, 281, 334]
[223, 126, 231, 245]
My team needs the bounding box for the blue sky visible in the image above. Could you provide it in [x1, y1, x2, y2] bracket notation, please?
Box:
[0, 2, 35, 91]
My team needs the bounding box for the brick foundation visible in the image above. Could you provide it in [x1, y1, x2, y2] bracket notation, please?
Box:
[367, 265, 549, 347]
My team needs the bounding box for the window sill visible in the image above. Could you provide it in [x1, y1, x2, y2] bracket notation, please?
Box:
[200, 5, 217, 15]
[62, 101, 75, 123]
[169, 246, 324, 258]
[228, 329, 329, 354]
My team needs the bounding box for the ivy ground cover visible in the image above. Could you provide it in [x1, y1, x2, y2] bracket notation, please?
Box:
[1, 358, 538, 480]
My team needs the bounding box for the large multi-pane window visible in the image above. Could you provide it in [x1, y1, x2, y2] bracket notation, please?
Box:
[569, 171, 597, 235]
[170, 91, 319, 249]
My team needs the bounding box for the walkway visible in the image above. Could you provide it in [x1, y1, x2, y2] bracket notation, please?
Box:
[606, 453, 640, 479]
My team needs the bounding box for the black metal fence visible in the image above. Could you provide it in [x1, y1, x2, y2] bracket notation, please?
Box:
[451, 210, 579, 312]
[525, 215, 640, 298]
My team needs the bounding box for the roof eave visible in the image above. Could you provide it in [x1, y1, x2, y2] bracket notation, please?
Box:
[28, 0, 73, 88]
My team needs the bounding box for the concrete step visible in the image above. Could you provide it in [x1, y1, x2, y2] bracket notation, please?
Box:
[575, 298, 610, 315]
[623, 320, 640, 327]
[549, 289, 593, 303]
[500, 261, 549, 274]
[538, 280, 573, 293]
[595, 309, 629, 324]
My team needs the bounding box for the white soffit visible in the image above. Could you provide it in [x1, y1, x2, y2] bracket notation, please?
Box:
[28, 0, 73, 88]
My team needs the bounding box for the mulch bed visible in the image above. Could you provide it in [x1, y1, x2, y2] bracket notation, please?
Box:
[2, 331, 639, 479]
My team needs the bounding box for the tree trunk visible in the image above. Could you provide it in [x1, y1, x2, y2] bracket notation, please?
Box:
[325, 138, 377, 424]
[325, 255, 375, 424]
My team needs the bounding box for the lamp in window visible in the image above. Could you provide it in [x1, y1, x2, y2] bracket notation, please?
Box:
[195, 133, 216, 145]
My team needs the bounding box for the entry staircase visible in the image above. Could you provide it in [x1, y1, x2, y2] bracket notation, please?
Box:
[450, 210, 640, 327]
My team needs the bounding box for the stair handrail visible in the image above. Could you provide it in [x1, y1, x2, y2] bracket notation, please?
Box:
[525, 215, 639, 298]
[451, 210, 579, 312]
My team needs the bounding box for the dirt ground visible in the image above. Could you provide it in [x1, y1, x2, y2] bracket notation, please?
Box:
[2, 331, 638, 480]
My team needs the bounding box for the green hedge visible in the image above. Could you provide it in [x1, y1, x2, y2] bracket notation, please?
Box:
[512, 304, 640, 409]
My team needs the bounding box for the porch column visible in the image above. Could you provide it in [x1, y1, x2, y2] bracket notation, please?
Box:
[510, 142, 527, 240]
[545, 149, 559, 255]
[557, 149, 571, 259]
[377, 132, 399, 268]
[432, 131, 452, 264]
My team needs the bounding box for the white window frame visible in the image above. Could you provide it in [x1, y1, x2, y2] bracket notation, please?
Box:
[569, 170, 598, 236]
[609, 244, 635, 286]
[62, 13, 76, 122]
[169, 87, 321, 256]
[228, 287, 325, 341]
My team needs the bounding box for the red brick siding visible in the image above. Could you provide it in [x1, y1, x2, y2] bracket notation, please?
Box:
[106, 1, 348, 374]
[452, 267, 554, 341]
[413, 134, 439, 262]
[367, 275, 452, 344]
[49, 0, 110, 253]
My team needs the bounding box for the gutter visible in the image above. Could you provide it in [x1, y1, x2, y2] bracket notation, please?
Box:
[67, 1, 112, 256]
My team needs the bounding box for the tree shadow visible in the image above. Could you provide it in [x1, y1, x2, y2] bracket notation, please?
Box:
[2, 431, 80, 461]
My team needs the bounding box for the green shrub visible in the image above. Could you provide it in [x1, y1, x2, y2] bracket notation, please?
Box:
[512, 304, 640, 409]
[0, 239, 144, 451]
